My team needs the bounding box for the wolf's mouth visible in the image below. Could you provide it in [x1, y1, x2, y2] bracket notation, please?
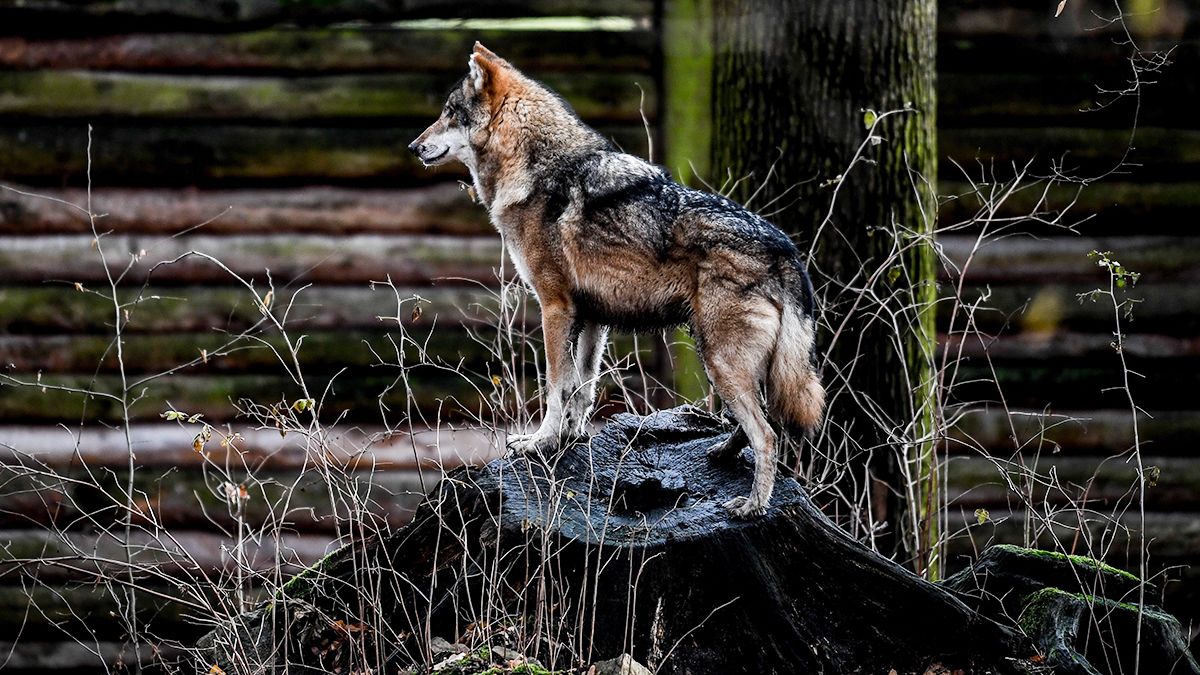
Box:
[421, 147, 450, 166]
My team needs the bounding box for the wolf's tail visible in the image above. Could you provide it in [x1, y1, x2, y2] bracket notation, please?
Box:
[766, 284, 825, 433]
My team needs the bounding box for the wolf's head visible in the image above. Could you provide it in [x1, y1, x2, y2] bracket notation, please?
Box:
[407, 42, 517, 168]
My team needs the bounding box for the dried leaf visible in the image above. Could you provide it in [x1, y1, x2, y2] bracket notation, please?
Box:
[73, 282, 84, 292]
[411, 304, 423, 323]
[209, 666, 227, 675]
[199, 348, 208, 364]
[1055, 0, 1067, 17]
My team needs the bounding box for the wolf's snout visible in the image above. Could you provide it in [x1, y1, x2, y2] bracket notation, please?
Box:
[407, 140, 422, 156]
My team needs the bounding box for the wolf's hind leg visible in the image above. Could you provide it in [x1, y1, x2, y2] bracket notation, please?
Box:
[565, 320, 608, 438]
[695, 297, 781, 517]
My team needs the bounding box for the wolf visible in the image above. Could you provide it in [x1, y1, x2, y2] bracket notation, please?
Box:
[408, 43, 825, 517]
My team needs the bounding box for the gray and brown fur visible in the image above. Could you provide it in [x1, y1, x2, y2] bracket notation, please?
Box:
[409, 43, 825, 517]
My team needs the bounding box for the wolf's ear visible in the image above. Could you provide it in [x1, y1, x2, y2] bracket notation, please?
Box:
[468, 52, 503, 92]
[468, 42, 511, 92]
[473, 41, 501, 61]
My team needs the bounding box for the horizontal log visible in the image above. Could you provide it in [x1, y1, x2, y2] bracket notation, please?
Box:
[0, 27, 655, 73]
[0, 182, 489, 236]
[0, 463, 427, 534]
[3, 178, 1196, 239]
[0, 1, 653, 34]
[946, 454, 1200, 511]
[937, 35, 1193, 74]
[0, 640, 177, 671]
[2, 231, 1192, 289]
[0, 284, 527, 333]
[0, 370, 505, 422]
[947, 360, 1199, 410]
[11, 330, 1196, 406]
[0, 70, 658, 123]
[945, 408, 1200, 457]
[940, 71, 1195, 129]
[6, 277, 1188, 340]
[0, 584, 201, 641]
[945, 509, 1200, 566]
[0, 528, 332, 581]
[939, 1, 1199, 40]
[939, 282, 1200, 336]
[940, 127, 1200, 182]
[939, 180, 1200, 237]
[0, 124, 652, 187]
[938, 234, 1200, 284]
[0, 328, 506, 374]
[941, 331, 1200, 360]
[0, 422, 500, 470]
[0, 232, 505, 285]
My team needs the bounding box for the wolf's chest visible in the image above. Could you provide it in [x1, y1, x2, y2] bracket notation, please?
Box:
[500, 236, 537, 290]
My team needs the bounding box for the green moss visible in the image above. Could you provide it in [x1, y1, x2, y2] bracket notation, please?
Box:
[996, 544, 1140, 583]
[279, 543, 346, 599]
[1020, 585, 1170, 635]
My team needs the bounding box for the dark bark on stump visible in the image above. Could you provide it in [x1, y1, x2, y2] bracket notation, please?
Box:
[198, 407, 1026, 674]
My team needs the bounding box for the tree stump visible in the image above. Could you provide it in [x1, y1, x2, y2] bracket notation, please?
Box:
[199, 406, 1032, 673]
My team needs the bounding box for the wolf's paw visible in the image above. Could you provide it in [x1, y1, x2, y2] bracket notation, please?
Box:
[506, 432, 560, 456]
[723, 495, 767, 519]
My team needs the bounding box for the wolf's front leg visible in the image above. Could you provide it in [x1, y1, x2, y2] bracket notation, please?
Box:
[508, 299, 575, 455]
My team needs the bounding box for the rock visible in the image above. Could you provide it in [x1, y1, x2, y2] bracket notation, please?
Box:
[944, 544, 1198, 675]
[429, 636, 467, 655]
[592, 653, 653, 675]
[942, 544, 1147, 619]
[1020, 588, 1199, 675]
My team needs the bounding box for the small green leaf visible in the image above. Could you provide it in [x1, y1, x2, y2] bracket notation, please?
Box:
[975, 508, 990, 525]
[886, 266, 902, 285]
[863, 109, 877, 129]
[1146, 465, 1160, 487]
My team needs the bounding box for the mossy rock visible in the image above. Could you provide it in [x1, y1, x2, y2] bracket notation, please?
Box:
[942, 544, 1145, 620]
[944, 545, 1198, 675]
[1018, 587, 1199, 675]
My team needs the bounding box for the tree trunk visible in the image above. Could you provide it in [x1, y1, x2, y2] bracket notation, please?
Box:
[197, 407, 1026, 675]
[710, 0, 940, 573]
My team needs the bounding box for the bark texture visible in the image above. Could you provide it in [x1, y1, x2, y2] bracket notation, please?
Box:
[711, 0, 939, 570]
